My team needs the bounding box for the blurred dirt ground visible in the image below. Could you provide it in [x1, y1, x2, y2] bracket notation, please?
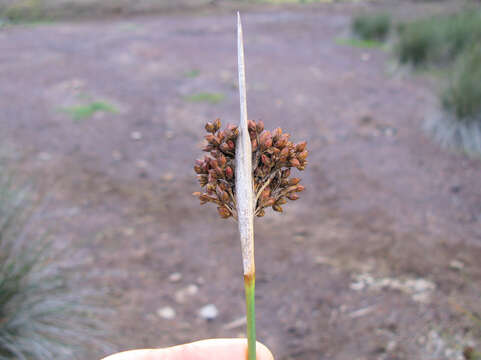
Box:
[1, 1, 480, 360]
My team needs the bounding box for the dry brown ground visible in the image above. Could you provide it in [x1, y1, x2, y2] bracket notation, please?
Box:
[0, 2, 480, 359]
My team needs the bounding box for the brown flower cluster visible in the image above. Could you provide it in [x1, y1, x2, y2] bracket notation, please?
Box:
[193, 118, 308, 219]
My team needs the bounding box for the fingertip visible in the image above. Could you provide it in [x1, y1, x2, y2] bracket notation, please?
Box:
[256, 341, 275, 360]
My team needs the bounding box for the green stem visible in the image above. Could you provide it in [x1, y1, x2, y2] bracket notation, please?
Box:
[244, 273, 256, 360]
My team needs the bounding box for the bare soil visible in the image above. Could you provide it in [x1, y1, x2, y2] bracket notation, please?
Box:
[1, 2, 480, 359]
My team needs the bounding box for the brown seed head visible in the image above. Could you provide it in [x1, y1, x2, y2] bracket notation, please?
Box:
[195, 118, 308, 219]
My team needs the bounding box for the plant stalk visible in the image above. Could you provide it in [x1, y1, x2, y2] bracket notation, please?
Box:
[244, 273, 256, 360]
[236, 12, 257, 360]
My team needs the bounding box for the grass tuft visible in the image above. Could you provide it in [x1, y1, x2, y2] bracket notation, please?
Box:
[0, 0, 51, 24]
[441, 46, 481, 122]
[184, 69, 201, 78]
[425, 47, 481, 156]
[335, 37, 383, 49]
[395, 7, 481, 67]
[62, 101, 118, 121]
[184, 92, 224, 104]
[352, 13, 391, 42]
[0, 164, 111, 359]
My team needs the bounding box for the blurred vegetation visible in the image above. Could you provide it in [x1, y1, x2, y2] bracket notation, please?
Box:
[393, 5, 481, 155]
[442, 46, 481, 122]
[0, 0, 367, 23]
[335, 37, 383, 49]
[0, 165, 110, 359]
[184, 69, 201, 78]
[352, 13, 391, 42]
[0, 0, 49, 23]
[425, 46, 481, 156]
[62, 101, 118, 121]
[395, 7, 481, 67]
[184, 92, 225, 104]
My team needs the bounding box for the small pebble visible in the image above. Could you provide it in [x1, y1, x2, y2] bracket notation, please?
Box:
[130, 131, 142, 140]
[449, 260, 464, 270]
[157, 306, 176, 320]
[361, 53, 370, 62]
[38, 152, 52, 161]
[175, 284, 199, 303]
[169, 272, 182, 283]
[112, 150, 122, 161]
[135, 160, 149, 169]
[199, 304, 218, 320]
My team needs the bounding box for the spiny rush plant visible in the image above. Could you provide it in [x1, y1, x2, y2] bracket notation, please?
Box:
[0, 169, 109, 360]
[194, 15, 308, 359]
[193, 117, 308, 359]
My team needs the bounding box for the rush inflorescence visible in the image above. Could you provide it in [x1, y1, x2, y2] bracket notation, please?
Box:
[193, 118, 308, 219]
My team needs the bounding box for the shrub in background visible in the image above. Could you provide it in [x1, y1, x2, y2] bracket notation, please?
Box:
[0, 0, 49, 23]
[352, 13, 391, 41]
[0, 167, 110, 359]
[425, 46, 481, 156]
[396, 7, 481, 67]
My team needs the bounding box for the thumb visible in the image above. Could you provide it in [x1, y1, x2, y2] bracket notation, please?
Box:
[101, 338, 274, 360]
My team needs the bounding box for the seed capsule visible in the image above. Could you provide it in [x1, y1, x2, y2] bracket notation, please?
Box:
[205, 122, 215, 133]
[256, 209, 265, 217]
[289, 158, 300, 168]
[297, 150, 308, 161]
[259, 131, 272, 148]
[218, 154, 227, 167]
[214, 118, 221, 131]
[288, 178, 301, 186]
[261, 187, 271, 200]
[220, 143, 230, 153]
[280, 147, 289, 160]
[263, 198, 275, 207]
[217, 206, 231, 219]
[225, 166, 233, 179]
[287, 193, 299, 201]
[256, 120, 264, 133]
[273, 127, 282, 140]
[221, 191, 229, 203]
[261, 154, 271, 166]
[272, 204, 283, 212]
[276, 134, 289, 148]
[248, 120, 257, 132]
[286, 185, 298, 193]
[296, 141, 307, 152]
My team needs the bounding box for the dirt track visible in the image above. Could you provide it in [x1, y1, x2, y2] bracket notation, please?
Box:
[1, 4, 480, 359]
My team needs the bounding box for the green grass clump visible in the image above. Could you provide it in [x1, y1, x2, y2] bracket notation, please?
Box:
[425, 47, 481, 156]
[442, 47, 481, 122]
[184, 92, 224, 104]
[62, 101, 118, 121]
[335, 37, 383, 49]
[352, 13, 391, 42]
[184, 69, 200, 78]
[396, 8, 481, 67]
[0, 0, 50, 24]
[0, 166, 109, 359]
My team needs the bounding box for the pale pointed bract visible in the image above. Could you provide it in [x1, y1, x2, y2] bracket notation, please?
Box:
[235, 12, 255, 276]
